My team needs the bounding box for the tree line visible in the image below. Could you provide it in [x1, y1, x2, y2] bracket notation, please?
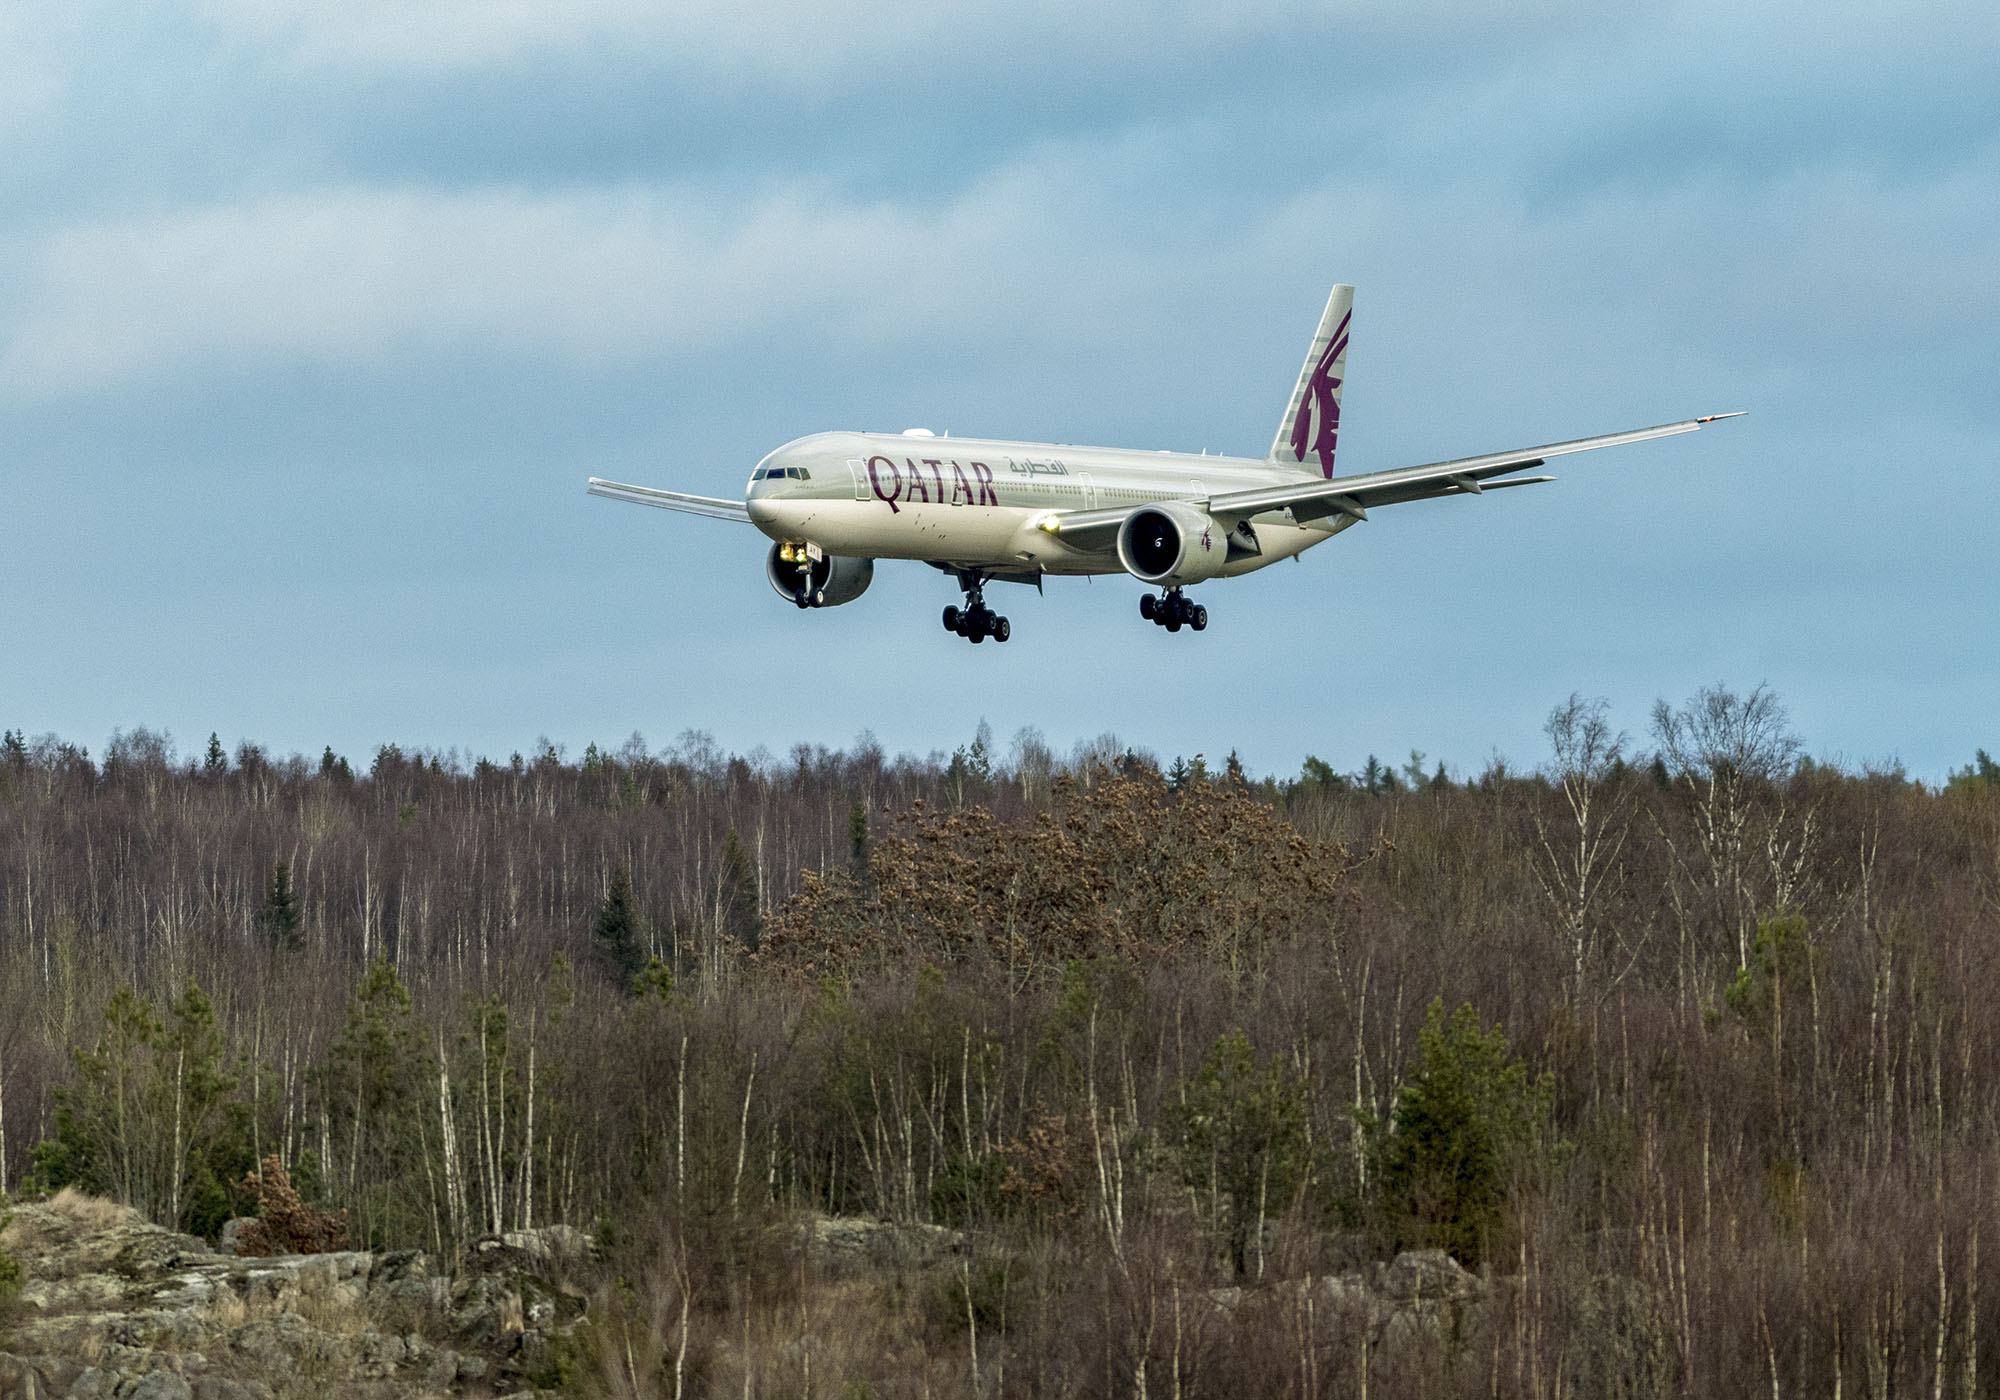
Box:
[0, 696, 1996, 1397]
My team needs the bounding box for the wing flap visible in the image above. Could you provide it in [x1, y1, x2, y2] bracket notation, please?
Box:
[587, 478, 752, 523]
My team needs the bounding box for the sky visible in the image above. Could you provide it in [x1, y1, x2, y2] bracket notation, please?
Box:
[2, 0, 1995, 782]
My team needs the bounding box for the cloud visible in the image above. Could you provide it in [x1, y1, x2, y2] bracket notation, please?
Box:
[0, 4, 70, 139]
[192, 0, 1594, 77]
[8, 129, 1998, 407]
[0, 169, 1199, 396]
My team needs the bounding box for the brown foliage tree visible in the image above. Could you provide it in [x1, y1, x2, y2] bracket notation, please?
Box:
[232, 1155, 350, 1255]
[758, 772, 1350, 980]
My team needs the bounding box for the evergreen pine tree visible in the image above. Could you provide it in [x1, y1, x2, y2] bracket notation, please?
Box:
[203, 733, 228, 776]
[28, 981, 238, 1231]
[256, 861, 303, 951]
[315, 956, 426, 1249]
[1163, 1028, 1315, 1276]
[719, 828, 762, 953]
[847, 800, 872, 893]
[593, 864, 644, 987]
[1371, 999, 1554, 1267]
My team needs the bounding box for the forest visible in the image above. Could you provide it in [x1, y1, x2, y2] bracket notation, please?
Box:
[0, 689, 1996, 1398]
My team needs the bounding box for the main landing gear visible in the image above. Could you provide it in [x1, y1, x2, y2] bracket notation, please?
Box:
[1140, 589, 1207, 633]
[943, 574, 1010, 644]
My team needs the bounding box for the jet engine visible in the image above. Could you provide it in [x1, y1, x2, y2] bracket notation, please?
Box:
[1116, 502, 1230, 586]
[766, 542, 874, 608]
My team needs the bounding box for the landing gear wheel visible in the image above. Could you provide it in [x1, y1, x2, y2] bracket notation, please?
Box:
[1141, 588, 1206, 633]
[948, 572, 1017, 644]
[943, 605, 960, 632]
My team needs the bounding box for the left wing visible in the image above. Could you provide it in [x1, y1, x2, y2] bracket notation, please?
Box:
[1043, 414, 1741, 540]
[587, 477, 752, 523]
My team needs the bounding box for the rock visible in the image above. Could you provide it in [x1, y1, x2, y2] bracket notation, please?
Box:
[0, 1353, 89, 1398]
[1316, 1272, 1396, 1327]
[70, 1366, 119, 1399]
[805, 1214, 964, 1276]
[496, 1223, 592, 1265]
[217, 1220, 258, 1257]
[127, 1371, 196, 1400]
[368, 1250, 428, 1286]
[111, 1229, 214, 1281]
[1380, 1249, 1482, 1303]
[193, 1379, 274, 1400]
[1, 1195, 593, 1399]
[415, 1343, 460, 1392]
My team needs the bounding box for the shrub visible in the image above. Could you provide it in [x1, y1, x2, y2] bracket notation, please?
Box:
[231, 1157, 349, 1255]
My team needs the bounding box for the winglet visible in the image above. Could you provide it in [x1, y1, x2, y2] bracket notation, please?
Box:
[1696, 412, 1747, 424]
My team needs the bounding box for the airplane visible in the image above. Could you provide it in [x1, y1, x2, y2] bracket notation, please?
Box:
[588, 285, 1739, 643]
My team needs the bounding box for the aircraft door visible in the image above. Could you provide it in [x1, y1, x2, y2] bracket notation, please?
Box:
[1079, 472, 1097, 509]
[847, 460, 869, 501]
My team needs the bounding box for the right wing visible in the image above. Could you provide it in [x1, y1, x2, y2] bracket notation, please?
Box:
[587, 478, 752, 523]
[1039, 414, 1739, 543]
[1210, 416, 1740, 525]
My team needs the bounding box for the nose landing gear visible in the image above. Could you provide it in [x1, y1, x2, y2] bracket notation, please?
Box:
[1141, 589, 1207, 633]
[944, 574, 1010, 643]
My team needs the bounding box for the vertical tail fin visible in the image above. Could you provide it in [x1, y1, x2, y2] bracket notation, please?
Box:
[1268, 284, 1353, 477]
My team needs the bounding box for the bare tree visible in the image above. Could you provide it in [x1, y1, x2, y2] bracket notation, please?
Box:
[1651, 682, 1804, 968]
[1533, 694, 1632, 1002]
[1651, 681, 1801, 786]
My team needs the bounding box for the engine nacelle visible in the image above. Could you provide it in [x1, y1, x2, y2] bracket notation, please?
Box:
[1116, 502, 1229, 585]
[766, 543, 874, 608]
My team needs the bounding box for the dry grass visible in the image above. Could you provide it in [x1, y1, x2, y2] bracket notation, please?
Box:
[206, 1288, 251, 1329]
[45, 1188, 134, 1231]
[294, 1283, 374, 1336]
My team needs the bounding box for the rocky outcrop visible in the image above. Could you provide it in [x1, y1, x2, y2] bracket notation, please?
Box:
[800, 1214, 965, 1279]
[1206, 1247, 1491, 1367]
[0, 1193, 587, 1399]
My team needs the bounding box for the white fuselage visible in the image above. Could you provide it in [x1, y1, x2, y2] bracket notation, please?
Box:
[744, 430, 1340, 579]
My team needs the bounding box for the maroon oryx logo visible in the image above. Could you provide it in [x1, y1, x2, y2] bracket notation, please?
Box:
[1288, 309, 1349, 478]
[1200, 526, 1213, 552]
